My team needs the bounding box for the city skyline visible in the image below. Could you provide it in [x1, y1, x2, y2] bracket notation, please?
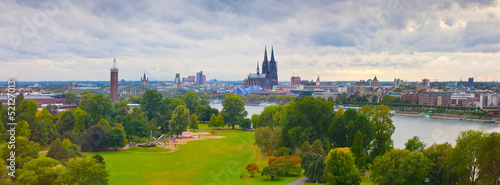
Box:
[1, 0, 500, 82]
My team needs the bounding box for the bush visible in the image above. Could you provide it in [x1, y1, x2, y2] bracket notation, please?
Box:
[273, 147, 292, 157]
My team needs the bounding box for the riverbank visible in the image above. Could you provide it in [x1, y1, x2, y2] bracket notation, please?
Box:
[394, 111, 499, 123]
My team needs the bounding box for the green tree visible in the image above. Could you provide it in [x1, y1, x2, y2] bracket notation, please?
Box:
[17, 99, 38, 124]
[169, 105, 190, 137]
[450, 130, 484, 184]
[189, 114, 199, 131]
[267, 94, 276, 102]
[251, 114, 259, 128]
[45, 104, 59, 116]
[182, 91, 200, 116]
[369, 105, 395, 159]
[254, 105, 283, 128]
[56, 157, 109, 185]
[92, 154, 105, 165]
[96, 118, 111, 129]
[47, 138, 82, 162]
[65, 92, 79, 104]
[216, 114, 225, 129]
[32, 108, 55, 145]
[423, 142, 456, 185]
[78, 94, 93, 112]
[255, 126, 273, 155]
[311, 139, 326, 157]
[301, 141, 311, 153]
[16, 120, 31, 138]
[405, 136, 426, 151]
[208, 113, 217, 129]
[57, 109, 76, 134]
[74, 108, 91, 131]
[273, 147, 292, 157]
[240, 118, 251, 129]
[261, 164, 280, 180]
[221, 94, 248, 129]
[116, 101, 130, 117]
[324, 148, 361, 185]
[87, 94, 113, 125]
[351, 131, 366, 174]
[108, 127, 127, 151]
[477, 132, 500, 184]
[393, 87, 403, 92]
[0, 159, 12, 184]
[371, 149, 432, 185]
[82, 125, 109, 152]
[1, 136, 39, 169]
[301, 152, 325, 183]
[140, 90, 163, 121]
[17, 157, 64, 185]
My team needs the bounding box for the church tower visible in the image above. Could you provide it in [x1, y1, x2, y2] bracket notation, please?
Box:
[268, 46, 278, 87]
[257, 62, 260, 75]
[261, 47, 269, 76]
[110, 58, 118, 103]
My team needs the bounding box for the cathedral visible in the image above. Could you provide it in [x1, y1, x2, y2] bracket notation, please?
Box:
[244, 46, 278, 89]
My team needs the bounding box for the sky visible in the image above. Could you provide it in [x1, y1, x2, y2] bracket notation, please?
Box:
[1, 0, 500, 82]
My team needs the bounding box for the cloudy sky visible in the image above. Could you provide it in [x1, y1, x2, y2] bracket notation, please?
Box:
[1, 0, 500, 82]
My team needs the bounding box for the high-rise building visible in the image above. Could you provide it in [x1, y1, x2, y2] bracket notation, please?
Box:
[175, 73, 181, 88]
[291, 76, 301, 85]
[120, 79, 125, 86]
[422, 78, 430, 89]
[196, 71, 206, 85]
[468, 77, 474, 86]
[110, 58, 118, 103]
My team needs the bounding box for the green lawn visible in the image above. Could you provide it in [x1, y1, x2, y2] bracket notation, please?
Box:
[85, 124, 303, 185]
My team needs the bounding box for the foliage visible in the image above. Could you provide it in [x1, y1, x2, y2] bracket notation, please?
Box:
[74, 108, 91, 131]
[245, 163, 261, 177]
[17, 157, 64, 185]
[92, 154, 105, 165]
[169, 105, 190, 137]
[360, 105, 395, 159]
[221, 94, 248, 129]
[140, 90, 163, 121]
[65, 92, 79, 104]
[216, 114, 225, 129]
[87, 94, 113, 125]
[0, 159, 12, 184]
[1, 136, 39, 169]
[323, 147, 361, 185]
[351, 130, 366, 174]
[450, 130, 484, 184]
[208, 114, 217, 129]
[57, 109, 76, 134]
[108, 127, 127, 151]
[273, 147, 292, 157]
[189, 114, 199, 131]
[300, 141, 311, 154]
[17, 99, 38, 124]
[477, 132, 500, 184]
[253, 105, 283, 128]
[45, 104, 59, 116]
[301, 152, 326, 183]
[47, 138, 83, 162]
[254, 126, 281, 156]
[405, 136, 426, 151]
[240, 118, 251, 130]
[16, 120, 31, 138]
[311, 139, 326, 157]
[423, 142, 456, 185]
[82, 125, 109, 152]
[262, 157, 301, 180]
[370, 149, 432, 185]
[62, 130, 84, 148]
[56, 157, 109, 185]
[181, 91, 200, 116]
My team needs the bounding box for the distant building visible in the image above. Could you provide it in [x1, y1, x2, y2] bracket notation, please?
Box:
[353, 76, 381, 96]
[141, 73, 149, 85]
[244, 46, 278, 89]
[175, 73, 181, 88]
[421, 79, 430, 89]
[120, 79, 125, 86]
[182, 76, 195, 84]
[480, 93, 499, 109]
[291, 76, 301, 85]
[110, 58, 118, 103]
[451, 92, 475, 106]
[316, 76, 320, 86]
[394, 78, 404, 86]
[468, 77, 474, 86]
[196, 71, 206, 85]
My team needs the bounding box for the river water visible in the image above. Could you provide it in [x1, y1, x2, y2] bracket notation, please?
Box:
[210, 104, 500, 149]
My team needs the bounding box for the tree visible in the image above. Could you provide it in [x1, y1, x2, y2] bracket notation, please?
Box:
[57, 109, 76, 134]
[65, 92, 78, 104]
[261, 164, 280, 180]
[369, 105, 395, 159]
[182, 91, 200, 115]
[324, 148, 361, 185]
[17, 99, 38, 124]
[393, 87, 403, 92]
[56, 157, 109, 185]
[450, 130, 484, 184]
[423, 142, 456, 185]
[47, 138, 83, 162]
[216, 114, 225, 129]
[82, 125, 109, 152]
[16, 120, 31, 138]
[45, 104, 59, 116]
[301, 141, 311, 153]
[74, 108, 91, 131]
[253, 105, 283, 128]
[221, 94, 247, 129]
[262, 157, 301, 180]
[273, 147, 292, 157]
[128, 113, 148, 141]
[477, 132, 500, 184]
[87, 94, 113, 125]
[0, 159, 12, 184]
[370, 149, 432, 185]
[17, 157, 64, 185]
[311, 139, 326, 157]
[32, 108, 55, 145]
[254, 126, 275, 155]
[405, 136, 426, 151]
[301, 152, 326, 183]
[62, 130, 84, 148]
[140, 90, 163, 121]
[189, 114, 199, 131]
[208, 113, 217, 129]
[245, 163, 261, 177]
[92, 154, 105, 165]
[108, 127, 127, 151]
[351, 131, 366, 174]
[96, 118, 111, 129]
[169, 105, 190, 137]
[240, 118, 251, 130]
[337, 107, 344, 115]
[78, 94, 93, 112]
[1, 136, 39, 169]
[251, 114, 259, 128]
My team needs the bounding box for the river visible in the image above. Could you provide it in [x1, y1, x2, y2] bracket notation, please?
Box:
[210, 103, 500, 149]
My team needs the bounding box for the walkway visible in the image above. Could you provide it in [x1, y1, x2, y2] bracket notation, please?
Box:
[286, 177, 309, 185]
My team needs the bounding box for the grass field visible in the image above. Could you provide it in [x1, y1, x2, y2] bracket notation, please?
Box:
[84, 124, 303, 185]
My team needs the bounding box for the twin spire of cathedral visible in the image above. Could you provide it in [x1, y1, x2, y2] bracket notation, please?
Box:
[257, 46, 276, 75]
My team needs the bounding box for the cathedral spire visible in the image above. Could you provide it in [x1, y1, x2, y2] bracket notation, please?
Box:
[257, 61, 260, 75]
[270, 46, 275, 63]
[262, 46, 269, 75]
